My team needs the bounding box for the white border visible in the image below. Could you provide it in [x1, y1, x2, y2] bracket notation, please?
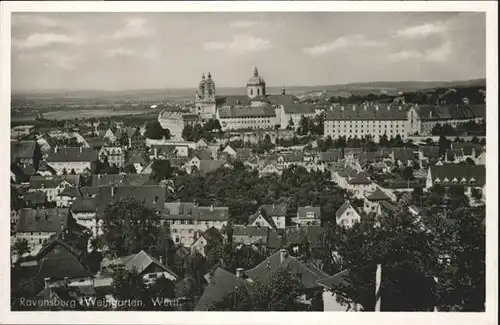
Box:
[1, 2, 497, 325]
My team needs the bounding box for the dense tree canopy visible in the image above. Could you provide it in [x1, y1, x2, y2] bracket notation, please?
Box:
[145, 121, 170, 140]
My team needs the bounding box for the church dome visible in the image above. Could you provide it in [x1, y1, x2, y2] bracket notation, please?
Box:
[247, 67, 266, 86]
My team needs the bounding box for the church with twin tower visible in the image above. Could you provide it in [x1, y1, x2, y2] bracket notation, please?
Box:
[195, 67, 268, 119]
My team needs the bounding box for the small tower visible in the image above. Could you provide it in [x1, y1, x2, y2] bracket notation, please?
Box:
[281, 85, 286, 95]
[247, 66, 266, 99]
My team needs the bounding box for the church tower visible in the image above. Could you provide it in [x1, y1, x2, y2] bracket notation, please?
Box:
[195, 72, 216, 119]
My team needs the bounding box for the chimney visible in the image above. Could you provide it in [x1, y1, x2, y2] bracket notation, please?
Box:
[128, 137, 132, 148]
[159, 256, 164, 265]
[387, 105, 391, 111]
[352, 105, 356, 111]
[64, 276, 69, 286]
[54, 145, 59, 153]
[364, 105, 367, 111]
[429, 111, 433, 118]
[44, 277, 50, 289]
[341, 106, 344, 111]
[210, 205, 214, 212]
[80, 146, 83, 153]
[279, 249, 288, 264]
[375, 105, 379, 111]
[111, 186, 115, 197]
[375, 264, 382, 312]
[60, 219, 65, 232]
[236, 268, 244, 278]
[98, 174, 101, 179]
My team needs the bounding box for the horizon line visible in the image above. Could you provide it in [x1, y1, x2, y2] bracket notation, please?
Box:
[11, 77, 486, 94]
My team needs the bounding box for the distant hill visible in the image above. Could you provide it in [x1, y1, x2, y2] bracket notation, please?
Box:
[12, 78, 485, 105]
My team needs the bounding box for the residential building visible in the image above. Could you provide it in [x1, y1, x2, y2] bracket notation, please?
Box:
[46, 147, 97, 175]
[29, 175, 80, 203]
[363, 187, 393, 215]
[292, 206, 321, 226]
[415, 104, 486, 135]
[425, 165, 486, 195]
[11, 140, 42, 170]
[70, 198, 99, 238]
[336, 201, 361, 228]
[190, 227, 223, 256]
[98, 146, 125, 167]
[248, 203, 287, 229]
[15, 208, 73, 250]
[162, 202, 229, 246]
[11, 125, 35, 139]
[120, 250, 178, 284]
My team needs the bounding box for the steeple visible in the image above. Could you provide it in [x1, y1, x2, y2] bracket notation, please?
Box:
[208, 71, 212, 79]
[253, 66, 259, 77]
[202, 73, 205, 79]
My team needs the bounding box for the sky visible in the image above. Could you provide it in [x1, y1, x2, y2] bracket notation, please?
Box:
[11, 12, 486, 91]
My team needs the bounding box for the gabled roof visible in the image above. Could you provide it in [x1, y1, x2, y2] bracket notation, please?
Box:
[392, 148, 415, 161]
[261, 203, 287, 217]
[245, 250, 330, 289]
[96, 185, 167, 211]
[283, 103, 316, 115]
[17, 208, 70, 233]
[92, 174, 151, 187]
[420, 146, 440, 159]
[11, 140, 37, 161]
[415, 104, 485, 121]
[285, 226, 324, 247]
[218, 104, 276, 118]
[46, 147, 97, 163]
[197, 160, 230, 175]
[71, 198, 96, 213]
[297, 206, 321, 220]
[163, 202, 230, 221]
[127, 150, 148, 165]
[120, 250, 178, 278]
[365, 188, 391, 201]
[316, 269, 349, 290]
[325, 104, 411, 121]
[318, 150, 343, 162]
[57, 186, 82, 198]
[348, 172, 372, 185]
[446, 149, 464, 161]
[452, 143, 483, 156]
[266, 94, 299, 106]
[190, 149, 212, 160]
[24, 191, 47, 205]
[29, 175, 80, 190]
[194, 268, 246, 311]
[335, 201, 356, 219]
[232, 225, 269, 245]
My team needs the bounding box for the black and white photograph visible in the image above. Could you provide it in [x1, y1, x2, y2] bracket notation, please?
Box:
[1, 1, 497, 323]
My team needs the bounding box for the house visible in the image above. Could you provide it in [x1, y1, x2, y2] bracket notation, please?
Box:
[29, 175, 80, 203]
[186, 159, 232, 175]
[280, 103, 316, 130]
[232, 225, 269, 247]
[317, 150, 343, 164]
[103, 127, 122, 145]
[292, 206, 321, 226]
[190, 227, 223, 256]
[222, 145, 237, 158]
[70, 198, 99, 238]
[444, 149, 465, 164]
[56, 186, 82, 207]
[17, 230, 93, 294]
[98, 146, 125, 167]
[162, 202, 229, 246]
[258, 160, 281, 177]
[23, 191, 47, 208]
[284, 226, 325, 255]
[194, 268, 246, 311]
[475, 150, 486, 165]
[36, 134, 58, 158]
[91, 174, 151, 187]
[245, 249, 329, 306]
[277, 153, 305, 170]
[11, 140, 42, 170]
[46, 147, 97, 175]
[363, 187, 393, 215]
[126, 150, 149, 173]
[96, 185, 167, 213]
[335, 201, 361, 228]
[317, 269, 362, 311]
[120, 250, 178, 284]
[345, 172, 375, 198]
[425, 165, 486, 195]
[195, 138, 208, 149]
[15, 208, 73, 251]
[391, 148, 416, 166]
[248, 203, 287, 229]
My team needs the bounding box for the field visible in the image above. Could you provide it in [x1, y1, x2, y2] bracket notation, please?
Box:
[41, 108, 160, 121]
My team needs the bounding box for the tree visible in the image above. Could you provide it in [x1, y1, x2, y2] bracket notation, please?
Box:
[332, 205, 438, 311]
[123, 164, 137, 174]
[184, 252, 208, 298]
[12, 238, 30, 260]
[286, 117, 295, 131]
[105, 164, 120, 175]
[150, 159, 173, 182]
[438, 135, 451, 157]
[401, 166, 414, 181]
[102, 198, 163, 256]
[148, 276, 176, 310]
[111, 268, 150, 310]
[379, 133, 390, 147]
[182, 125, 194, 141]
[298, 116, 310, 136]
[145, 121, 168, 140]
[211, 268, 312, 311]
